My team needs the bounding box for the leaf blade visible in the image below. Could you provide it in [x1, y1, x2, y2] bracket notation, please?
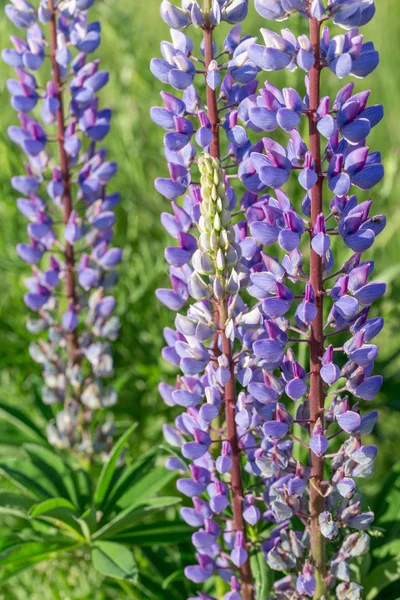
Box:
[94, 423, 138, 507]
[91, 541, 138, 583]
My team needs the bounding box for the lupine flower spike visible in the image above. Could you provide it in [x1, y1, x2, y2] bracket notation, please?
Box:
[154, 0, 384, 598]
[4, 0, 121, 455]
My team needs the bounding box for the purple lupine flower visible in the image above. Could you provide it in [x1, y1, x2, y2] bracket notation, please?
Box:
[4, 0, 121, 455]
[153, 1, 384, 599]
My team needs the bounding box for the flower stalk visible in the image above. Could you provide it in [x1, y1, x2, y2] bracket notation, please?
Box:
[153, 1, 384, 598]
[307, 15, 327, 598]
[48, 0, 79, 364]
[4, 0, 122, 455]
[203, 3, 254, 596]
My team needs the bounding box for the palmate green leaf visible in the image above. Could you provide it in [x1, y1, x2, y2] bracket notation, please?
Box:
[93, 496, 181, 540]
[111, 520, 192, 546]
[161, 569, 187, 590]
[371, 462, 400, 557]
[0, 492, 35, 511]
[0, 506, 30, 520]
[71, 468, 92, 511]
[364, 555, 400, 599]
[30, 497, 77, 517]
[0, 533, 27, 554]
[0, 540, 77, 584]
[102, 447, 159, 515]
[116, 466, 175, 510]
[94, 423, 138, 507]
[24, 444, 79, 507]
[0, 540, 73, 568]
[250, 549, 273, 598]
[0, 403, 47, 445]
[135, 572, 187, 600]
[29, 498, 84, 541]
[133, 545, 192, 600]
[0, 459, 56, 500]
[91, 541, 138, 583]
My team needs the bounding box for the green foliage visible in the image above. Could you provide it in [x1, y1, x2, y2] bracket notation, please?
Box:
[91, 541, 138, 583]
[250, 550, 273, 598]
[0, 427, 190, 596]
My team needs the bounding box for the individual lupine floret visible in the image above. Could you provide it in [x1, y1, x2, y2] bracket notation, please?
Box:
[321, 26, 379, 79]
[248, 27, 314, 72]
[254, 0, 303, 22]
[329, 0, 375, 29]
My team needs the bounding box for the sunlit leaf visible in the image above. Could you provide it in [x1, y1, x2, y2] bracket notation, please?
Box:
[91, 541, 138, 582]
[94, 497, 180, 540]
[94, 423, 138, 507]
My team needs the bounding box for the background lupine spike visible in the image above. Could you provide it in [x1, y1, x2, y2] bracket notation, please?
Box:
[4, 0, 121, 456]
[153, 0, 384, 598]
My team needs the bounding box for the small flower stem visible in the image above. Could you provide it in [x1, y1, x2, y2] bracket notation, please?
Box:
[289, 433, 310, 449]
[307, 16, 327, 600]
[203, 5, 253, 598]
[48, 0, 79, 365]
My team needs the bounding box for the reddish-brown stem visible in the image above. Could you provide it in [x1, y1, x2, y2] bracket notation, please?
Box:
[218, 303, 254, 599]
[203, 6, 253, 598]
[48, 0, 79, 363]
[203, 26, 220, 158]
[308, 16, 327, 599]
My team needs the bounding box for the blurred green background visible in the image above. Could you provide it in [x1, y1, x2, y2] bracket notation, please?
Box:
[0, 0, 399, 597]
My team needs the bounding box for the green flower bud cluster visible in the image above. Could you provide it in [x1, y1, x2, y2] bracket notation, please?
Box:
[191, 153, 242, 301]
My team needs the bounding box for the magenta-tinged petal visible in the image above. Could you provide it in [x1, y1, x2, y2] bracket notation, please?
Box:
[248, 382, 278, 404]
[349, 344, 378, 367]
[216, 454, 232, 474]
[328, 172, 351, 196]
[310, 434, 328, 457]
[253, 339, 284, 367]
[248, 45, 292, 72]
[321, 363, 340, 386]
[17, 243, 43, 265]
[263, 421, 289, 441]
[243, 505, 260, 526]
[249, 221, 279, 246]
[177, 478, 206, 497]
[360, 410, 378, 434]
[353, 375, 383, 400]
[184, 564, 213, 583]
[354, 282, 386, 306]
[318, 115, 337, 138]
[278, 229, 301, 252]
[231, 547, 248, 568]
[337, 411, 361, 433]
[262, 297, 291, 318]
[298, 167, 318, 191]
[285, 378, 307, 401]
[337, 478, 355, 499]
[311, 232, 330, 257]
[155, 177, 186, 200]
[172, 389, 202, 408]
[330, 53, 352, 79]
[334, 295, 359, 319]
[259, 165, 290, 188]
[276, 108, 300, 132]
[210, 493, 229, 513]
[156, 288, 186, 311]
[249, 106, 277, 131]
[341, 118, 371, 145]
